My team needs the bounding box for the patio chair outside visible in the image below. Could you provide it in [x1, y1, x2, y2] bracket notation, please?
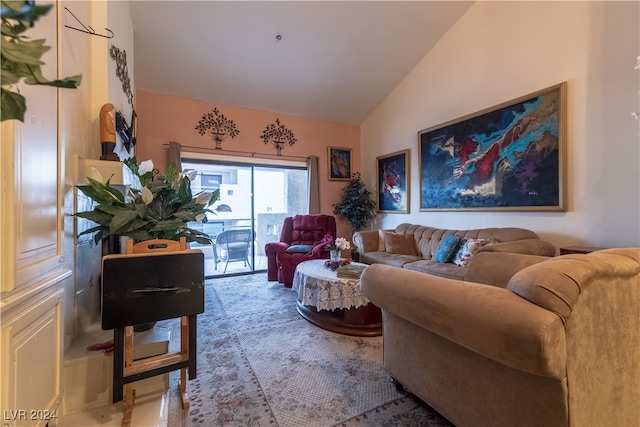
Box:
[213, 229, 253, 273]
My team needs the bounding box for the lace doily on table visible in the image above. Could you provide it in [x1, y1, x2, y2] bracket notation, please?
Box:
[292, 260, 371, 311]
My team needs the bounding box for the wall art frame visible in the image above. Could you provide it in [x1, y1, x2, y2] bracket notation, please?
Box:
[328, 146, 352, 181]
[377, 149, 410, 213]
[418, 82, 566, 212]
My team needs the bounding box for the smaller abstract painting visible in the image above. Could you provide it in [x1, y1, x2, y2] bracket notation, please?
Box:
[328, 147, 352, 181]
[419, 82, 566, 211]
[377, 149, 410, 213]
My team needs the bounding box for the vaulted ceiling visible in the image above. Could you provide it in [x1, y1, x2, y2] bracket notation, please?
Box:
[130, 1, 473, 125]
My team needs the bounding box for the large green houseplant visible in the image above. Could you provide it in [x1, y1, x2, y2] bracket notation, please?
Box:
[76, 157, 218, 245]
[332, 172, 376, 235]
[1, 0, 82, 121]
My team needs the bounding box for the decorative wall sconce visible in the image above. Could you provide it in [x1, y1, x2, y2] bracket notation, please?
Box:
[109, 45, 133, 105]
[260, 118, 297, 156]
[194, 108, 240, 149]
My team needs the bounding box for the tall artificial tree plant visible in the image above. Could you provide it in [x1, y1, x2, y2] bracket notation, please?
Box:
[332, 172, 376, 236]
[1, 0, 82, 122]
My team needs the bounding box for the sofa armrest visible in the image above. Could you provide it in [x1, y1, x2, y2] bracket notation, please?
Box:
[264, 241, 290, 281]
[264, 241, 289, 256]
[360, 264, 566, 378]
[478, 238, 556, 257]
[353, 230, 380, 254]
[508, 248, 640, 324]
[464, 252, 551, 288]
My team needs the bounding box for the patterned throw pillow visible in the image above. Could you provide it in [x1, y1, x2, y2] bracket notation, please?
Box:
[435, 234, 462, 263]
[452, 238, 486, 267]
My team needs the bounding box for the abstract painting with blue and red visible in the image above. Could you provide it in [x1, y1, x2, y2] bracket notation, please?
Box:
[378, 150, 409, 213]
[419, 84, 564, 210]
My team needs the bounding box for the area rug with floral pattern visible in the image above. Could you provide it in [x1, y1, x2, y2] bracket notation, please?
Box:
[167, 273, 452, 427]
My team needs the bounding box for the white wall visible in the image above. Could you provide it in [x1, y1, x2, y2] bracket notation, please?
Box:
[60, 0, 135, 348]
[107, 0, 136, 160]
[361, 1, 640, 250]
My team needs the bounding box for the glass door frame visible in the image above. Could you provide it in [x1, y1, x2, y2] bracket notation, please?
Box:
[182, 152, 309, 278]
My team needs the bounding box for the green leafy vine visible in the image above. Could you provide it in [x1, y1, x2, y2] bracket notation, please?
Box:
[1, 0, 82, 122]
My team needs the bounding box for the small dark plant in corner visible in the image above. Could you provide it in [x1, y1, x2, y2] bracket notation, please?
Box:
[332, 172, 376, 260]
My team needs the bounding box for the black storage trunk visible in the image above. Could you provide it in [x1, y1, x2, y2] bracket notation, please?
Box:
[101, 250, 205, 330]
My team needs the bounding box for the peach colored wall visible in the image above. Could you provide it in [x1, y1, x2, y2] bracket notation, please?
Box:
[135, 89, 360, 238]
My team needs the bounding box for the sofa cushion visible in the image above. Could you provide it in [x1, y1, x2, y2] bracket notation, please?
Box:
[404, 259, 467, 280]
[363, 251, 422, 268]
[464, 252, 551, 288]
[290, 214, 334, 245]
[478, 238, 557, 257]
[436, 234, 462, 263]
[377, 229, 393, 251]
[385, 233, 416, 255]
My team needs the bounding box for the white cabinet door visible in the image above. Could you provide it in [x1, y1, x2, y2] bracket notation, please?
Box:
[0, 1, 63, 293]
[1, 281, 66, 427]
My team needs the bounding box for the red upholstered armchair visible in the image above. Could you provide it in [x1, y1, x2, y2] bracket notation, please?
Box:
[265, 214, 337, 287]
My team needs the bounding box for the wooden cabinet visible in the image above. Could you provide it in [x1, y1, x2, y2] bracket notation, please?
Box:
[1, 277, 68, 427]
[1, 116, 64, 294]
[0, 117, 69, 422]
[0, 5, 64, 294]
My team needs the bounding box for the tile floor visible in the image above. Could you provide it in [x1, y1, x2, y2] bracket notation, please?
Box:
[59, 392, 169, 427]
[60, 320, 182, 427]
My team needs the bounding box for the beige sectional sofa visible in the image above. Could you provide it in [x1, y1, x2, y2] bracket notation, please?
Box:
[360, 248, 640, 427]
[353, 223, 556, 287]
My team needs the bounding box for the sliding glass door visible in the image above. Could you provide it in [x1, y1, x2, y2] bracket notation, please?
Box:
[182, 158, 308, 277]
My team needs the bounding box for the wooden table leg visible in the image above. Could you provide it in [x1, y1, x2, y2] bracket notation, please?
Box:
[122, 326, 135, 427]
[179, 316, 190, 409]
[113, 328, 124, 403]
[187, 314, 197, 379]
[113, 313, 199, 418]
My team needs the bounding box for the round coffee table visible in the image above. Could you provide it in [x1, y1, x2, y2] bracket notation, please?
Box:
[291, 259, 381, 336]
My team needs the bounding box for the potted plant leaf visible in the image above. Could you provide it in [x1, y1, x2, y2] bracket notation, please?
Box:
[1, 0, 82, 122]
[76, 157, 220, 245]
[332, 172, 376, 261]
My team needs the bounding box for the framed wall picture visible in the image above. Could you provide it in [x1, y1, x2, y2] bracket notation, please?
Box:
[418, 82, 566, 211]
[377, 149, 410, 213]
[328, 146, 352, 181]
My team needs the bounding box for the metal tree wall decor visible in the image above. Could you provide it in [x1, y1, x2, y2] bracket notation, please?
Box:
[195, 108, 240, 149]
[109, 45, 133, 105]
[260, 118, 297, 156]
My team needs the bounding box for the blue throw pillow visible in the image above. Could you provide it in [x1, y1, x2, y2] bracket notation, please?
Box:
[435, 234, 462, 263]
[285, 244, 314, 254]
